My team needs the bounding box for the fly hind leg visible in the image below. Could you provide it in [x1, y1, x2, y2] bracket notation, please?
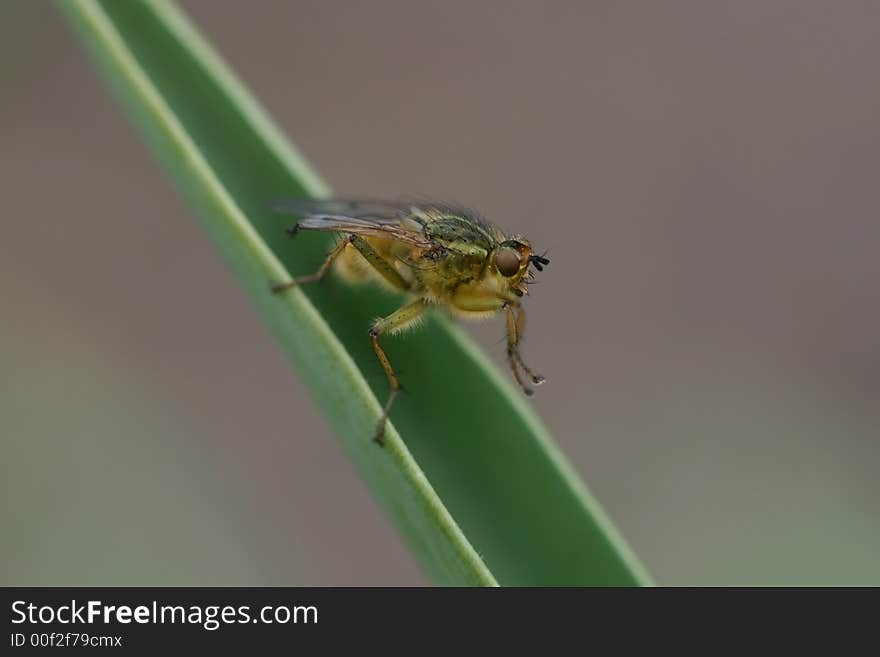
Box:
[370, 299, 428, 445]
[271, 234, 355, 292]
[273, 233, 412, 294]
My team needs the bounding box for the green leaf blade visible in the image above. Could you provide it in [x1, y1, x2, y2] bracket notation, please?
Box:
[60, 0, 651, 586]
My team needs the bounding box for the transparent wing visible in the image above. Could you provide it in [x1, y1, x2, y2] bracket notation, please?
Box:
[269, 198, 418, 219]
[270, 198, 432, 247]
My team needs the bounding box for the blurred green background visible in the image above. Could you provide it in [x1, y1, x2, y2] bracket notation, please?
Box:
[2, 0, 878, 585]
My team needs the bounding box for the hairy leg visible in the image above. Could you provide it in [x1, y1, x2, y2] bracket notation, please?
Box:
[270, 235, 353, 292]
[272, 234, 411, 293]
[370, 299, 428, 445]
[505, 304, 545, 396]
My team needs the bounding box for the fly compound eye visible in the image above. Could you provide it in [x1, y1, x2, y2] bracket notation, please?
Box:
[496, 247, 521, 277]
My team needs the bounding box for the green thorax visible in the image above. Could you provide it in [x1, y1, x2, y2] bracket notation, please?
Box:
[410, 207, 504, 288]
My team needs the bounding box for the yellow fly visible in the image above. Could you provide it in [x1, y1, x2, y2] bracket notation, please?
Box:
[270, 199, 550, 445]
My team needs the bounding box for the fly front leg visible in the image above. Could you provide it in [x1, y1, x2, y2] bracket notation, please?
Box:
[449, 288, 545, 397]
[369, 298, 428, 445]
[505, 303, 545, 396]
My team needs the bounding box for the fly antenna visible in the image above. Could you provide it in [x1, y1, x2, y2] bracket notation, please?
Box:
[529, 254, 550, 272]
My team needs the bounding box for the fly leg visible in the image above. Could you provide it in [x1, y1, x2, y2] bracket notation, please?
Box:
[347, 235, 411, 291]
[505, 304, 545, 396]
[274, 230, 418, 444]
[271, 231, 413, 293]
[348, 235, 418, 444]
[449, 289, 546, 397]
[271, 234, 354, 292]
[370, 299, 428, 445]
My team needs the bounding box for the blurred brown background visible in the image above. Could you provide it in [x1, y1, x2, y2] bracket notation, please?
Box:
[2, 0, 879, 585]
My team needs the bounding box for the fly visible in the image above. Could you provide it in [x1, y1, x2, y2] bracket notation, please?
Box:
[270, 198, 549, 445]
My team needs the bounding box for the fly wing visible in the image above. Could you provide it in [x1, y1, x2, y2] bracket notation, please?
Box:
[270, 198, 412, 220]
[296, 214, 433, 247]
[271, 198, 432, 247]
